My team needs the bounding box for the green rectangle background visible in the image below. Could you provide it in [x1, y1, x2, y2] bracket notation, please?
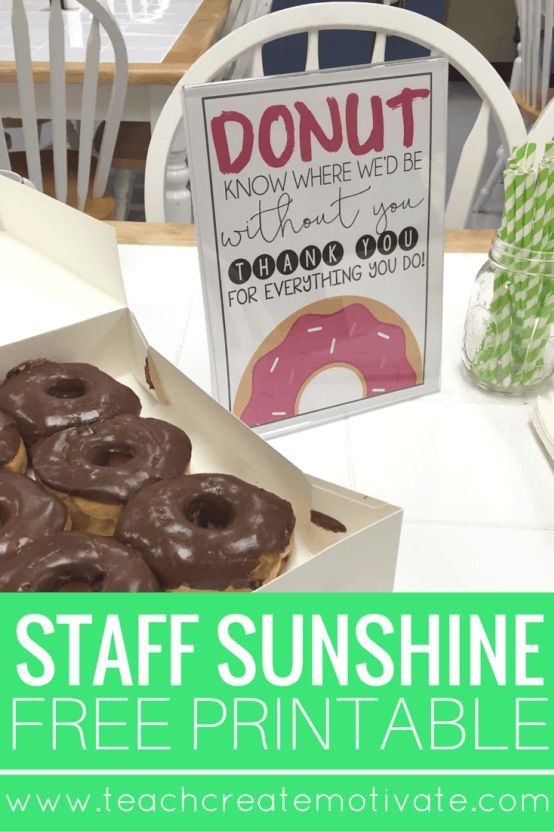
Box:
[0, 593, 551, 830]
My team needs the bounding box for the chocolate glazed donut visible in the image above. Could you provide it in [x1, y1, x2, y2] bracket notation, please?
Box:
[0, 471, 69, 559]
[0, 532, 160, 592]
[115, 474, 296, 591]
[0, 411, 27, 473]
[33, 414, 193, 536]
[0, 360, 141, 446]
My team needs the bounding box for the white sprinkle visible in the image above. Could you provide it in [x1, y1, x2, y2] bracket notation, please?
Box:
[269, 356, 280, 373]
[379, 355, 387, 369]
[272, 411, 287, 416]
[307, 326, 323, 333]
[372, 387, 386, 393]
[349, 322, 357, 336]
[377, 331, 390, 340]
[329, 337, 336, 355]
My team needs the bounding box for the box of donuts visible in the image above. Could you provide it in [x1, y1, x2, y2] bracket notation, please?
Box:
[0, 175, 402, 593]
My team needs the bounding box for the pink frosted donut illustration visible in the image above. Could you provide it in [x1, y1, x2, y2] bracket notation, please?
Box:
[235, 296, 423, 427]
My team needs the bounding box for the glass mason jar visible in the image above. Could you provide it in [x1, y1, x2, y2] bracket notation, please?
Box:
[463, 236, 554, 394]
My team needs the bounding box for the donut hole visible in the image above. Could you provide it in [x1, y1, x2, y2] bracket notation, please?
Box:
[92, 445, 136, 468]
[47, 378, 87, 399]
[56, 574, 104, 592]
[185, 495, 235, 530]
[299, 366, 364, 413]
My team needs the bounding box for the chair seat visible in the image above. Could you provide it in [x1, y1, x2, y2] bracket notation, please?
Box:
[9, 150, 115, 220]
[513, 89, 554, 123]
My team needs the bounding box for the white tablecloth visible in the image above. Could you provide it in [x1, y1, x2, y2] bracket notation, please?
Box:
[119, 244, 554, 592]
[0, 0, 201, 63]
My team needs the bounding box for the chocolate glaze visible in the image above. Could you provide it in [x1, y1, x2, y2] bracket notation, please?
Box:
[0, 471, 67, 559]
[0, 360, 141, 445]
[115, 473, 296, 590]
[0, 410, 21, 467]
[6, 358, 48, 379]
[0, 531, 159, 592]
[144, 359, 155, 390]
[33, 414, 192, 504]
[310, 510, 347, 534]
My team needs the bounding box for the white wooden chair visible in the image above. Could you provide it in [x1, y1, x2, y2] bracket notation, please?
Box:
[474, 0, 552, 213]
[105, 0, 265, 221]
[144, 2, 526, 226]
[0, 0, 128, 219]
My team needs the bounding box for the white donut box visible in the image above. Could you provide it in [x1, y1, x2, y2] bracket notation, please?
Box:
[0, 176, 402, 592]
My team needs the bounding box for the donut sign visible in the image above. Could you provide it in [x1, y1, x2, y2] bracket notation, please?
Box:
[184, 58, 447, 435]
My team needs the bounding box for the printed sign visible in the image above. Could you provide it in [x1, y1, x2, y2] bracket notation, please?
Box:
[184, 59, 447, 435]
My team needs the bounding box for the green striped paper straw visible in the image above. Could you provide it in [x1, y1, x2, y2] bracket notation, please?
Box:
[516, 145, 552, 371]
[511, 153, 537, 372]
[470, 141, 554, 389]
[519, 146, 554, 384]
[471, 145, 529, 383]
[471, 165, 516, 384]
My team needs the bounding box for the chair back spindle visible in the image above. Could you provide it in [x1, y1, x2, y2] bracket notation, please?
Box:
[88, 0, 129, 201]
[11, 0, 42, 190]
[518, 0, 554, 113]
[77, 15, 101, 211]
[541, 1, 553, 109]
[251, 43, 264, 77]
[49, 0, 68, 203]
[305, 29, 319, 71]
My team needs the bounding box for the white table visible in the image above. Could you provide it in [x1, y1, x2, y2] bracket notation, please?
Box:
[119, 243, 554, 592]
[0, 0, 202, 64]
